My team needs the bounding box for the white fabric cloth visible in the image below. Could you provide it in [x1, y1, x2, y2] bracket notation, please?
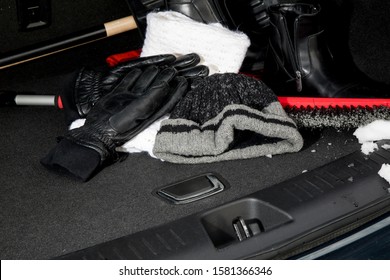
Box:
[69, 116, 168, 158]
[115, 116, 168, 158]
[141, 11, 251, 74]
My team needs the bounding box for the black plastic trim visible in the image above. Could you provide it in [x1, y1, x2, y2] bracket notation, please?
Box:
[57, 141, 390, 260]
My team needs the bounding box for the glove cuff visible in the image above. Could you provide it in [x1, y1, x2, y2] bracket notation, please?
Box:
[40, 138, 101, 181]
[65, 127, 118, 164]
[74, 68, 104, 117]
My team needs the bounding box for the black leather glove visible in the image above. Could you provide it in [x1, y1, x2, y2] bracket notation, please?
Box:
[41, 63, 195, 181]
[61, 53, 207, 124]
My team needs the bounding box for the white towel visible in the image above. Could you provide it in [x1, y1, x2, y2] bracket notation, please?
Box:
[141, 11, 251, 75]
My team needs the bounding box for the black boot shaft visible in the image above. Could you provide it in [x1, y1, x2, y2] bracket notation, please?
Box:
[266, 3, 322, 94]
[265, 3, 390, 98]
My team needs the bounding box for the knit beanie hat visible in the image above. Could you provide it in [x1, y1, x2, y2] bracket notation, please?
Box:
[140, 11, 251, 74]
[153, 73, 304, 164]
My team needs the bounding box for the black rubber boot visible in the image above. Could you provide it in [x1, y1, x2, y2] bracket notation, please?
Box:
[263, 3, 389, 98]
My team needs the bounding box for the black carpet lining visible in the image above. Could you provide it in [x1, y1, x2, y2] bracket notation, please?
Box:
[0, 104, 361, 259]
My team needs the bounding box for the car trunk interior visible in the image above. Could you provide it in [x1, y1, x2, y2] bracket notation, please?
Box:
[1, 0, 390, 259]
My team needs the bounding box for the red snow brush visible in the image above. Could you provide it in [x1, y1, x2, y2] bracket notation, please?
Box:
[279, 96, 390, 130]
[2, 90, 390, 130]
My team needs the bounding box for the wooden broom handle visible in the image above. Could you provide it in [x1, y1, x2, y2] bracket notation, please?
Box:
[104, 16, 137, 36]
[0, 16, 138, 70]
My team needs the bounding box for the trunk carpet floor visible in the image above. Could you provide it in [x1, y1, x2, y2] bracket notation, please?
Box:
[0, 102, 361, 259]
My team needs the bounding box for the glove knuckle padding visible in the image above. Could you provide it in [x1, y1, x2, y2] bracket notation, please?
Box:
[74, 68, 105, 117]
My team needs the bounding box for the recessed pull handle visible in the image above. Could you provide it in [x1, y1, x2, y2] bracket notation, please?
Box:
[233, 216, 265, 241]
[232, 216, 253, 241]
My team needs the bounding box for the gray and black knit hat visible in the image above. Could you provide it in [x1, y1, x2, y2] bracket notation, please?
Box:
[153, 73, 304, 163]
